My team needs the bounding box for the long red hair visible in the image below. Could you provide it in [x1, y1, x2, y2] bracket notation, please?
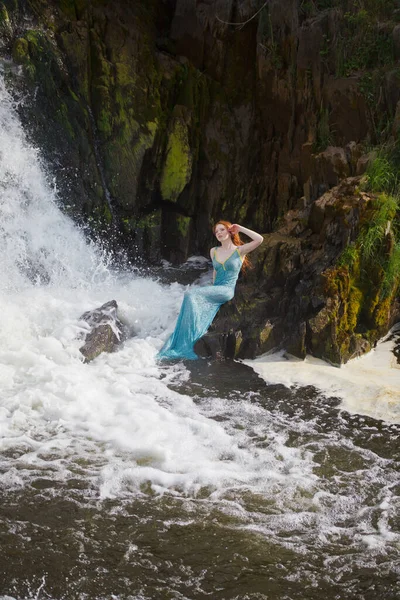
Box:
[213, 220, 251, 272]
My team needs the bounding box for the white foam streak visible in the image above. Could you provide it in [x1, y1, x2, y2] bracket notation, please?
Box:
[246, 329, 400, 424]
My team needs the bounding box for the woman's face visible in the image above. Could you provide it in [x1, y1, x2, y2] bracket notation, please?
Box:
[214, 223, 230, 243]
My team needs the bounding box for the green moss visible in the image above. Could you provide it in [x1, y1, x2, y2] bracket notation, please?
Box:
[103, 118, 157, 201]
[234, 332, 243, 356]
[320, 267, 364, 362]
[91, 203, 113, 228]
[24, 63, 36, 80]
[259, 322, 273, 345]
[347, 286, 363, 331]
[56, 102, 75, 139]
[59, 0, 77, 19]
[93, 84, 113, 137]
[0, 3, 10, 25]
[160, 119, 192, 202]
[314, 106, 333, 153]
[103, 204, 113, 225]
[373, 296, 391, 328]
[69, 87, 80, 103]
[25, 29, 43, 57]
[175, 214, 191, 237]
[324, 185, 400, 355]
[135, 211, 160, 229]
[59, 29, 90, 101]
[12, 37, 29, 63]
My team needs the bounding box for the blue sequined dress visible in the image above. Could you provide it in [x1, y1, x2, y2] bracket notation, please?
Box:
[157, 247, 243, 360]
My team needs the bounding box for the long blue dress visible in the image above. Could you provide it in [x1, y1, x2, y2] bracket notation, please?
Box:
[157, 247, 243, 360]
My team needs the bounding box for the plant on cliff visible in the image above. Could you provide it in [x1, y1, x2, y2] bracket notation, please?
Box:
[335, 5, 395, 78]
[340, 193, 399, 309]
[361, 152, 400, 299]
[334, 156, 400, 346]
[358, 194, 398, 261]
[364, 146, 399, 196]
[314, 106, 334, 152]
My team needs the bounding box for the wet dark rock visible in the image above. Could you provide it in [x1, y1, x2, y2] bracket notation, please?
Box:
[392, 330, 400, 364]
[79, 300, 129, 363]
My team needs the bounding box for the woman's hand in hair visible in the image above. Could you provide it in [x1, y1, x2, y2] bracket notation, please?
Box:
[232, 224, 264, 255]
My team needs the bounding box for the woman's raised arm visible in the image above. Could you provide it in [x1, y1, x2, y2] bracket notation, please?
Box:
[228, 224, 263, 255]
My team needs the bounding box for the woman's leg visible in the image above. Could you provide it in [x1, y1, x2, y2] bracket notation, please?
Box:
[158, 285, 233, 360]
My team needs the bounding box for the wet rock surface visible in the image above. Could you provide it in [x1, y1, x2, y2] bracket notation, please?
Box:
[79, 300, 129, 363]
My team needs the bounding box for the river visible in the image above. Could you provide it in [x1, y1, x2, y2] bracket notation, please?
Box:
[0, 73, 399, 600]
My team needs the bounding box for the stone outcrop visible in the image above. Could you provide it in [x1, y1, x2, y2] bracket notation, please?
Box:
[79, 300, 128, 363]
[197, 177, 400, 365]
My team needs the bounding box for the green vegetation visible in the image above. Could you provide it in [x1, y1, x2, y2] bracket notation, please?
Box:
[330, 150, 400, 350]
[361, 153, 400, 299]
[364, 153, 399, 194]
[338, 243, 358, 269]
[160, 118, 193, 202]
[257, 5, 283, 70]
[358, 193, 398, 262]
[0, 3, 11, 27]
[336, 11, 394, 77]
[301, 0, 398, 19]
[314, 106, 334, 152]
[12, 37, 29, 63]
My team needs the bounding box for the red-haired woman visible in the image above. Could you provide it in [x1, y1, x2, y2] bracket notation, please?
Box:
[157, 222, 263, 360]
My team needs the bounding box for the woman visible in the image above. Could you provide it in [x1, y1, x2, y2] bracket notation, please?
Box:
[157, 221, 263, 360]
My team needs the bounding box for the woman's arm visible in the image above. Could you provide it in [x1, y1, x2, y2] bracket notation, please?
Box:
[229, 224, 264, 255]
[210, 247, 217, 283]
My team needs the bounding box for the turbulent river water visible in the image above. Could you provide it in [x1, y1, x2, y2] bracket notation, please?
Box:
[0, 74, 399, 600]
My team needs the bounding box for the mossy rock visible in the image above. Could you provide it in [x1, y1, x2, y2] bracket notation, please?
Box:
[58, 0, 77, 20]
[162, 212, 192, 263]
[0, 3, 13, 42]
[12, 37, 29, 63]
[160, 117, 193, 202]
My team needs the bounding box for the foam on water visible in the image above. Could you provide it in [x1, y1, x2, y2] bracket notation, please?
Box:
[245, 327, 400, 424]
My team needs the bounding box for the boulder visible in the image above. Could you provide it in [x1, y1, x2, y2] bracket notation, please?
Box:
[207, 176, 400, 365]
[79, 300, 129, 363]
